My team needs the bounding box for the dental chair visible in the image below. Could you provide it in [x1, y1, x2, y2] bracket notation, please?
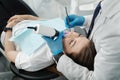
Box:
[10, 62, 59, 80]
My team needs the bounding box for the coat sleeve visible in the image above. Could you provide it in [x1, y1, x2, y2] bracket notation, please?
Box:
[57, 55, 94, 80]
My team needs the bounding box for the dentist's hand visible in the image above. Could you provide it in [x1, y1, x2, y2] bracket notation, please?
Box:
[64, 14, 85, 28]
[42, 32, 63, 55]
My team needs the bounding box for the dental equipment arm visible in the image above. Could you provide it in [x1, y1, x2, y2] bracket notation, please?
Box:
[27, 24, 59, 40]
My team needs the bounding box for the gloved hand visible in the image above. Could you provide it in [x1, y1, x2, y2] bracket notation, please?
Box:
[64, 14, 85, 28]
[42, 32, 63, 55]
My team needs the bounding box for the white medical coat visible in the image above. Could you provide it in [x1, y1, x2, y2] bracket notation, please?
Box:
[57, 0, 120, 80]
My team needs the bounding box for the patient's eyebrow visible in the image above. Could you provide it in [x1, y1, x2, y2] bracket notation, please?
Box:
[78, 34, 81, 37]
[78, 34, 84, 37]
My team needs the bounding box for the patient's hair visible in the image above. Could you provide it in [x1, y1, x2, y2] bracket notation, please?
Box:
[65, 40, 96, 70]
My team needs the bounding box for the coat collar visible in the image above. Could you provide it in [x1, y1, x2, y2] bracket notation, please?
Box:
[89, 0, 120, 39]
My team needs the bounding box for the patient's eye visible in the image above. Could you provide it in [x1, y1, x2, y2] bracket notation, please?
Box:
[69, 39, 76, 47]
[69, 34, 82, 47]
[78, 34, 82, 37]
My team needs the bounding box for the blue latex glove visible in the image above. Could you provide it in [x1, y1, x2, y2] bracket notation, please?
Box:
[42, 32, 63, 55]
[64, 14, 85, 28]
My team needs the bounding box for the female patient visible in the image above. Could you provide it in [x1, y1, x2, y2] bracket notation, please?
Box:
[3, 15, 96, 72]
[63, 31, 96, 70]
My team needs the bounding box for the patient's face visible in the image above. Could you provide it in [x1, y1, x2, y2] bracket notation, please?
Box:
[63, 31, 90, 57]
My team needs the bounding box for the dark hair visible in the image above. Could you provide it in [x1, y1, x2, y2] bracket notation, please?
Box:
[67, 40, 96, 70]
